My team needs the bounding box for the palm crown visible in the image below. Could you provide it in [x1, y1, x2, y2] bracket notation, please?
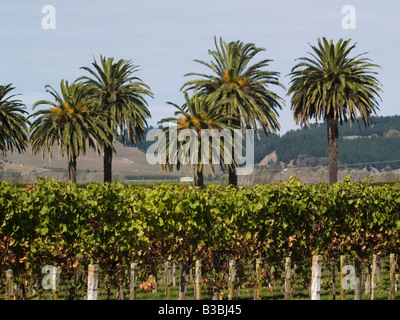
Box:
[182, 37, 284, 135]
[288, 37, 382, 127]
[78, 55, 153, 144]
[29, 80, 113, 182]
[0, 84, 29, 155]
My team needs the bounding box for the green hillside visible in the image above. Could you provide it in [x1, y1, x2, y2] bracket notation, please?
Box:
[253, 115, 400, 170]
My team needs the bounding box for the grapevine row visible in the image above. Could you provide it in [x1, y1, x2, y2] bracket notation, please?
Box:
[1, 177, 399, 279]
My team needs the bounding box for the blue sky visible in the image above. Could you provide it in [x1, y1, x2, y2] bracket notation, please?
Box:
[1, 0, 398, 134]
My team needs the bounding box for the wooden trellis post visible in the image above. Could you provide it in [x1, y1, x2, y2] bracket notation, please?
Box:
[311, 255, 322, 300]
[6, 269, 13, 300]
[340, 255, 346, 300]
[389, 253, 396, 300]
[130, 262, 138, 300]
[284, 257, 292, 300]
[228, 259, 236, 300]
[164, 261, 171, 300]
[87, 264, 99, 300]
[371, 254, 377, 300]
[254, 258, 262, 300]
[194, 260, 202, 300]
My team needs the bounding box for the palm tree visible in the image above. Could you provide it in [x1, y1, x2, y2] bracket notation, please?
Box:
[158, 93, 237, 188]
[77, 55, 153, 183]
[287, 38, 382, 185]
[0, 84, 29, 155]
[29, 80, 113, 183]
[181, 37, 284, 186]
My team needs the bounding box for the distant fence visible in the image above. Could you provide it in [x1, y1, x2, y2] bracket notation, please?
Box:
[1, 254, 398, 300]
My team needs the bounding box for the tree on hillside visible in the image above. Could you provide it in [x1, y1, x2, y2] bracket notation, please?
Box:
[77, 56, 153, 183]
[287, 38, 382, 184]
[181, 37, 284, 186]
[29, 80, 113, 183]
[158, 93, 237, 188]
[0, 84, 29, 155]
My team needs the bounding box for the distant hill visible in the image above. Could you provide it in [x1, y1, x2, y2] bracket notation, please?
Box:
[0, 141, 194, 183]
[0, 141, 149, 172]
[252, 115, 400, 170]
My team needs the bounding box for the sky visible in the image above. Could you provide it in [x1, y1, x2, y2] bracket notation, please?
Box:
[1, 0, 399, 135]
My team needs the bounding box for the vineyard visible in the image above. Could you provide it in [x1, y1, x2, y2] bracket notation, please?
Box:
[1, 177, 400, 300]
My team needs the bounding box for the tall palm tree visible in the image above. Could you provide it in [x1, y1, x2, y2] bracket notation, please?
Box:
[287, 38, 382, 185]
[77, 55, 153, 183]
[0, 84, 29, 155]
[29, 80, 113, 183]
[181, 37, 284, 186]
[158, 93, 237, 188]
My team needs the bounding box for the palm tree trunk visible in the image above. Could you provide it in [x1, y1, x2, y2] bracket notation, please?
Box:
[327, 114, 339, 185]
[228, 166, 237, 186]
[103, 145, 113, 183]
[104, 119, 114, 183]
[228, 126, 238, 187]
[68, 153, 77, 183]
[194, 168, 204, 188]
